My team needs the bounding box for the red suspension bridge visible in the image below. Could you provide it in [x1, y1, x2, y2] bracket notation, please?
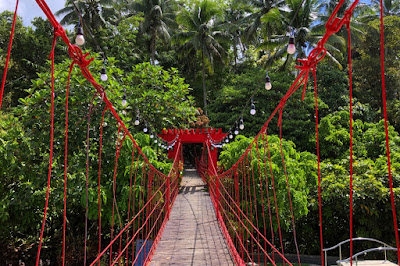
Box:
[1, 0, 400, 265]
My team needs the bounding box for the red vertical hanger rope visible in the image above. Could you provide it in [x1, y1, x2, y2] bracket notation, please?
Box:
[312, 68, 324, 266]
[110, 126, 125, 264]
[278, 122, 301, 265]
[265, 131, 285, 258]
[379, 0, 400, 261]
[255, 140, 268, 265]
[261, 134, 276, 263]
[125, 147, 137, 264]
[84, 98, 97, 266]
[97, 106, 107, 265]
[110, 125, 121, 264]
[131, 155, 141, 263]
[346, 20, 354, 266]
[0, 0, 19, 111]
[35, 33, 58, 266]
[62, 62, 75, 265]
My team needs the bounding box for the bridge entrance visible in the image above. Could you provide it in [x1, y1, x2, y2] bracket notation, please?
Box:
[151, 128, 233, 265]
[159, 128, 227, 174]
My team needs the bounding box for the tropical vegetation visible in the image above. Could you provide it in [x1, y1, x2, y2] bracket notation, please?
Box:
[1, 0, 400, 263]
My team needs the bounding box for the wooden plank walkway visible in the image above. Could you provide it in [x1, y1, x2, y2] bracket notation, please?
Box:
[150, 167, 234, 265]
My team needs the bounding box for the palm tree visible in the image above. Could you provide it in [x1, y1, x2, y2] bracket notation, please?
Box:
[132, 0, 176, 65]
[311, 0, 370, 67]
[176, 0, 228, 114]
[222, 0, 252, 70]
[373, 0, 400, 16]
[242, 0, 286, 45]
[55, 0, 116, 31]
[259, 0, 354, 70]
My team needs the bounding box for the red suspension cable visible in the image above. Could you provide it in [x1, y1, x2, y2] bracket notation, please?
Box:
[0, 0, 19, 110]
[379, 0, 400, 261]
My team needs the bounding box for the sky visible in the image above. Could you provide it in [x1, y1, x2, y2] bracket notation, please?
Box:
[0, 0, 372, 27]
[0, 0, 65, 26]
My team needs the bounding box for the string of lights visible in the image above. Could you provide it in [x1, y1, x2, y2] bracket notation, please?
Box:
[215, 0, 306, 146]
[70, 0, 304, 149]
[70, 0, 175, 151]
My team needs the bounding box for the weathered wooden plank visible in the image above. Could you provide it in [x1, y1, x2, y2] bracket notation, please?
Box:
[150, 168, 234, 265]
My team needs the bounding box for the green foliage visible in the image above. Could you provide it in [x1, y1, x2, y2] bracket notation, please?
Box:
[296, 110, 400, 253]
[175, 0, 229, 110]
[0, 55, 194, 261]
[208, 66, 329, 153]
[98, 16, 143, 72]
[319, 110, 400, 160]
[2, 0, 400, 260]
[353, 16, 400, 125]
[0, 13, 66, 108]
[219, 134, 317, 231]
[121, 62, 196, 129]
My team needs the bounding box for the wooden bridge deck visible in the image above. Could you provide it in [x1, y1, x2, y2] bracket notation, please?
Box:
[150, 167, 234, 265]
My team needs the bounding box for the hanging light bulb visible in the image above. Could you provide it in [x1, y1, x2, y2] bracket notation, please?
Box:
[265, 70, 272, 90]
[229, 131, 233, 139]
[100, 67, 108, 81]
[158, 142, 161, 147]
[287, 27, 296, 55]
[143, 126, 148, 133]
[75, 23, 85, 46]
[225, 138, 229, 143]
[250, 103, 256, 115]
[134, 115, 140, 125]
[250, 99, 256, 115]
[239, 119, 245, 130]
[154, 139, 158, 144]
[121, 94, 127, 107]
[150, 132, 154, 139]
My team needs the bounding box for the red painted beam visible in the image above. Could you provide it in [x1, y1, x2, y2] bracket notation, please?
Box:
[158, 128, 227, 144]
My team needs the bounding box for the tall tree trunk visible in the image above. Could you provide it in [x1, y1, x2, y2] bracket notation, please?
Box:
[151, 31, 156, 65]
[233, 34, 238, 73]
[202, 51, 207, 115]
